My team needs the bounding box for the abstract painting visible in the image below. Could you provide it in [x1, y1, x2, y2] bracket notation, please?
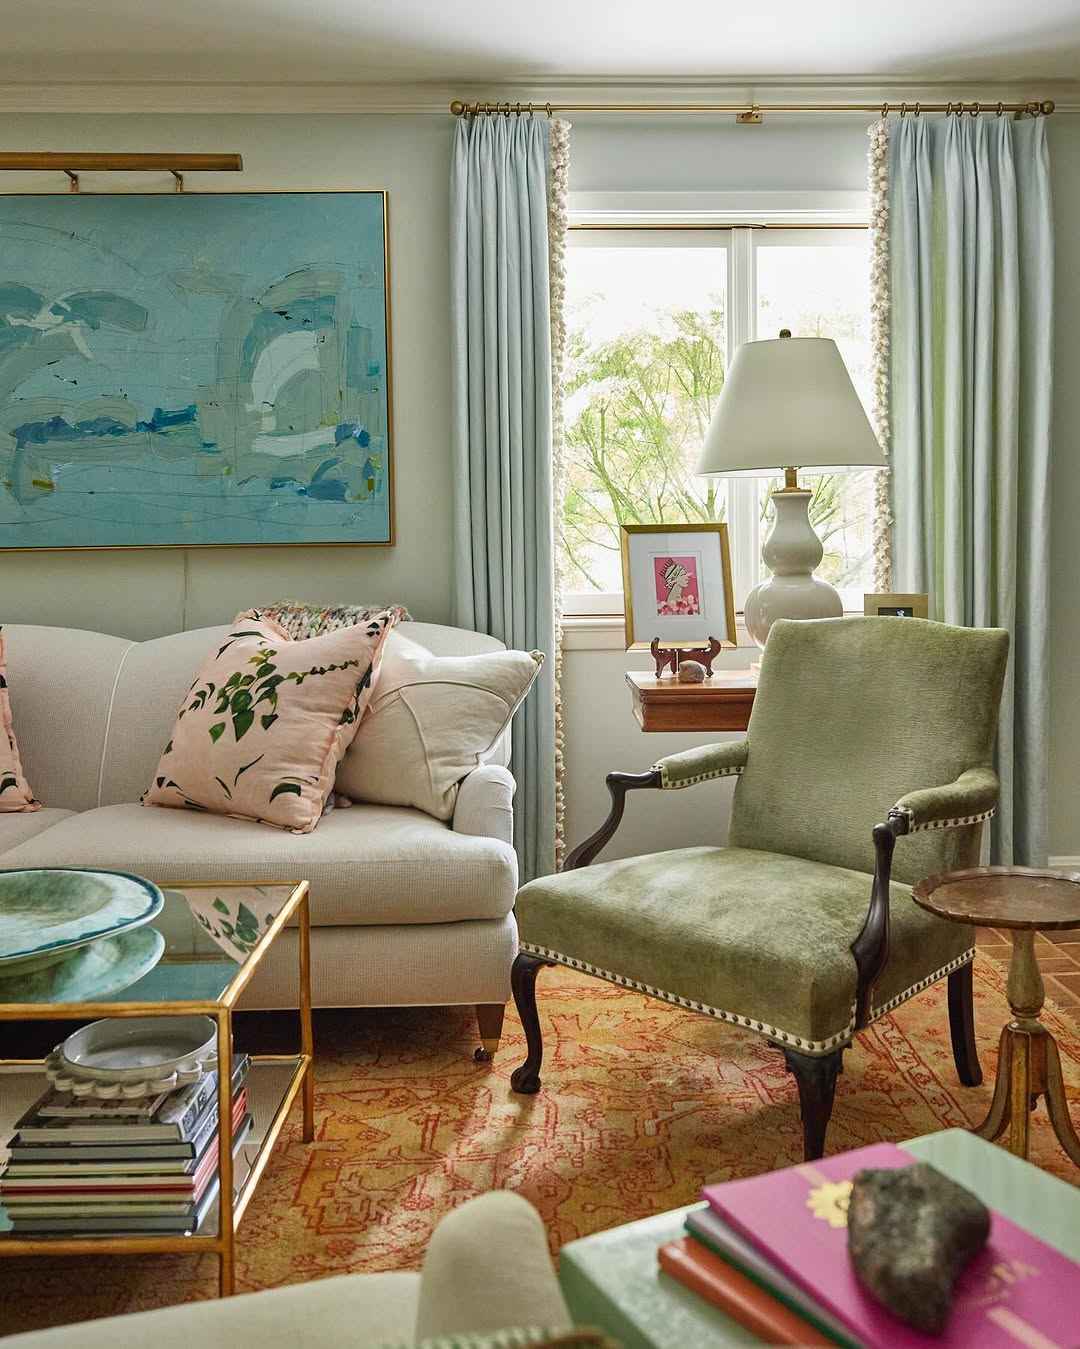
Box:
[0, 191, 392, 548]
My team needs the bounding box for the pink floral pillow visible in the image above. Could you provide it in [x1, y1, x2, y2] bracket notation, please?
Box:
[143, 610, 398, 833]
[0, 629, 40, 814]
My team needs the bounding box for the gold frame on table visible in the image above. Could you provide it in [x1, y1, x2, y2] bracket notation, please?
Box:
[0, 879, 314, 1299]
[620, 522, 737, 652]
[0, 189, 394, 551]
[863, 592, 929, 619]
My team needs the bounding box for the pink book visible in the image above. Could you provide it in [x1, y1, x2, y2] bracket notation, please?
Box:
[702, 1143, 1080, 1349]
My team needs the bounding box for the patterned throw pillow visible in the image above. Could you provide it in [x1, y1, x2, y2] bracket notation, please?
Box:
[142, 610, 398, 833]
[248, 600, 411, 641]
[0, 628, 39, 814]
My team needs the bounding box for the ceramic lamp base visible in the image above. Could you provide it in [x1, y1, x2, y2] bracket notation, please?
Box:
[744, 487, 843, 649]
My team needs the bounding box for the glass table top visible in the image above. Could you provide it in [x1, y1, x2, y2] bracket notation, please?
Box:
[0, 882, 304, 1009]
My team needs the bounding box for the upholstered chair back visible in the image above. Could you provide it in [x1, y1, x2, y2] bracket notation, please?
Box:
[728, 617, 1009, 885]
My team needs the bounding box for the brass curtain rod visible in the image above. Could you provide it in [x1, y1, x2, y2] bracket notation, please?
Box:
[450, 99, 1055, 120]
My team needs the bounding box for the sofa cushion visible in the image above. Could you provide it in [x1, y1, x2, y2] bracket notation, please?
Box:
[0, 629, 40, 813]
[337, 633, 541, 821]
[516, 845, 973, 1053]
[143, 612, 397, 833]
[0, 803, 517, 926]
[2, 625, 134, 814]
[0, 808, 75, 854]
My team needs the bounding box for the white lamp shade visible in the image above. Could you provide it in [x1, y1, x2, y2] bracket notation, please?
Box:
[697, 335, 885, 476]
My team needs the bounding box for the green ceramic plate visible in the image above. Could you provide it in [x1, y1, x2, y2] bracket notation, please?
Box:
[0, 926, 166, 1004]
[0, 869, 164, 974]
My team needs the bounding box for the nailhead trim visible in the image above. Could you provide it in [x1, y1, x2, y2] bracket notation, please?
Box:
[869, 948, 975, 1020]
[521, 944, 979, 1057]
[906, 807, 996, 834]
[521, 942, 854, 1053]
[656, 764, 744, 790]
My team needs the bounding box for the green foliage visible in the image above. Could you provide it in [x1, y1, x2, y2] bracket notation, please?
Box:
[561, 305, 728, 591]
[560, 301, 855, 590]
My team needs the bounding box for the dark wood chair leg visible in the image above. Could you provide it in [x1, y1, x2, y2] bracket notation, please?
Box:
[947, 962, 983, 1087]
[474, 1003, 506, 1062]
[509, 953, 550, 1094]
[782, 1047, 844, 1161]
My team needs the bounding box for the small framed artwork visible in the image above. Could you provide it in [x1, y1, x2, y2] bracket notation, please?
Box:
[863, 593, 929, 619]
[620, 523, 737, 651]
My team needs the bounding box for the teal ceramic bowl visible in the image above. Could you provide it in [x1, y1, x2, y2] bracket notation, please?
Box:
[0, 869, 164, 975]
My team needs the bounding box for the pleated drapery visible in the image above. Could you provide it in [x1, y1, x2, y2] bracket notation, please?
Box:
[887, 113, 1053, 865]
[451, 114, 567, 882]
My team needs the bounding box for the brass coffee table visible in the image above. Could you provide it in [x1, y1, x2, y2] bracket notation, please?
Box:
[913, 865, 1080, 1169]
[0, 880, 313, 1297]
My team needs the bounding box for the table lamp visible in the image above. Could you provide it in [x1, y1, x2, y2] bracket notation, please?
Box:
[697, 330, 884, 648]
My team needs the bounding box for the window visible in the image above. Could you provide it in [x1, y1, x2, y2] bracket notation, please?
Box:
[561, 216, 873, 616]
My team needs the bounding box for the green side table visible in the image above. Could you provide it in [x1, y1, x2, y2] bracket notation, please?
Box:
[558, 1130, 1080, 1349]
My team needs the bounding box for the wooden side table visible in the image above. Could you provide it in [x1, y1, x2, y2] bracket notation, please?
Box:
[913, 865, 1080, 1169]
[625, 669, 757, 733]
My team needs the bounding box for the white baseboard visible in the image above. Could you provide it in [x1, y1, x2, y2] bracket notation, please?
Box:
[1048, 855, 1080, 870]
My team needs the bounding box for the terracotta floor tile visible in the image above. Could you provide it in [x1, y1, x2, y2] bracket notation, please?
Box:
[1037, 957, 1079, 973]
[1045, 928, 1080, 945]
[976, 928, 1000, 946]
[1052, 972, 1080, 996]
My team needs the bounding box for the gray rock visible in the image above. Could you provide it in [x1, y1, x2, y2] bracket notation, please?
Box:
[847, 1163, 991, 1335]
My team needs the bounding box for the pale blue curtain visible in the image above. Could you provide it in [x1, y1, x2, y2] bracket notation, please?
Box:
[450, 115, 557, 881]
[889, 114, 1053, 864]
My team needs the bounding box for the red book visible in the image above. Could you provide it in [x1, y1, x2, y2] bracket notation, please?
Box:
[659, 1237, 834, 1345]
[703, 1141, 1080, 1349]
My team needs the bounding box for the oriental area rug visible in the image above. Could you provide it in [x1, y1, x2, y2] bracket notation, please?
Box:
[2, 952, 1077, 1335]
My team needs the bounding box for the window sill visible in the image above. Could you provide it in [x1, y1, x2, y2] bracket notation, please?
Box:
[561, 613, 758, 653]
[561, 611, 866, 653]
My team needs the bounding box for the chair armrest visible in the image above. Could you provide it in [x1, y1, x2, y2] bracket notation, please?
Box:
[889, 767, 999, 833]
[415, 1191, 571, 1340]
[452, 764, 516, 845]
[851, 767, 998, 1029]
[653, 740, 749, 789]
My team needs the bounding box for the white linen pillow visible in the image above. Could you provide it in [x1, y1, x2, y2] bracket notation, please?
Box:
[336, 632, 543, 820]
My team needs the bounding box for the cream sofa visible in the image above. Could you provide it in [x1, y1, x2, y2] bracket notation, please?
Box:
[4, 1191, 573, 1348]
[0, 622, 518, 1052]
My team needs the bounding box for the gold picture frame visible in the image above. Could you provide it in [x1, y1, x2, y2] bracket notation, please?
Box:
[863, 592, 929, 619]
[0, 189, 394, 551]
[620, 522, 737, 652]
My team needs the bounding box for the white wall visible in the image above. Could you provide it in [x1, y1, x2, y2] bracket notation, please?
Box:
[0, 108, 1076, 858]
[0, 114, 455, 637]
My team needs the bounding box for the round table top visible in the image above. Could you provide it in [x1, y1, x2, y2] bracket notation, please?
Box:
[913, 866, 1080, 930]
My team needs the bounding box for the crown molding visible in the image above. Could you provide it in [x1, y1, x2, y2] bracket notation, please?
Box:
[0, 76, 1075, 115]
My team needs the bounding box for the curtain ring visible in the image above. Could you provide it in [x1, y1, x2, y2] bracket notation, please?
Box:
[900, 101, 908, 117]
[914, 102, 921, 117]
[546, 102, 553, 118]
[996, 102, 1005, 117]
[970, 101, 980, 117]
[881, 101, 889, 119]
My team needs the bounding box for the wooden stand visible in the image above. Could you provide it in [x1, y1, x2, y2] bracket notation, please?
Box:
[913, 865, 1080, 1172]
[975, 929, 1080, 1165]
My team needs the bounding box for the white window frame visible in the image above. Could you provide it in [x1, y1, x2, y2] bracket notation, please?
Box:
[560, 191, 869, 626]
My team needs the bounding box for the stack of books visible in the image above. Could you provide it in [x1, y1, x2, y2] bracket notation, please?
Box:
[0, 1055, 251, 1236]
[659, 1141, 1080, 1346]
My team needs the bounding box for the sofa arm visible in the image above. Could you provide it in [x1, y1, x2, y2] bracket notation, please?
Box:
[453, 764, 516, 845]
[414, 1191, 571, 1341]
[890, 766, 999, 833]
[653, 739, 749, 789]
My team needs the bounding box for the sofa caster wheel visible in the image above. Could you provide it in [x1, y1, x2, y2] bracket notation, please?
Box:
[474, 1046, 493, 1063]
[510, 1065, 541, 1094]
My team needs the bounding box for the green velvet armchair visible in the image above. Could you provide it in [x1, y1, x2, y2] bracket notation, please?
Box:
[510, 617, 1010, 1160]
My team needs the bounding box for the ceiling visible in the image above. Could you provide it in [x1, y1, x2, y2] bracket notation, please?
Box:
[4, 0, 1079, 86]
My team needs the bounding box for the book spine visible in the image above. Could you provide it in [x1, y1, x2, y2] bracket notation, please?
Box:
[658, 1239, 833, 1347]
